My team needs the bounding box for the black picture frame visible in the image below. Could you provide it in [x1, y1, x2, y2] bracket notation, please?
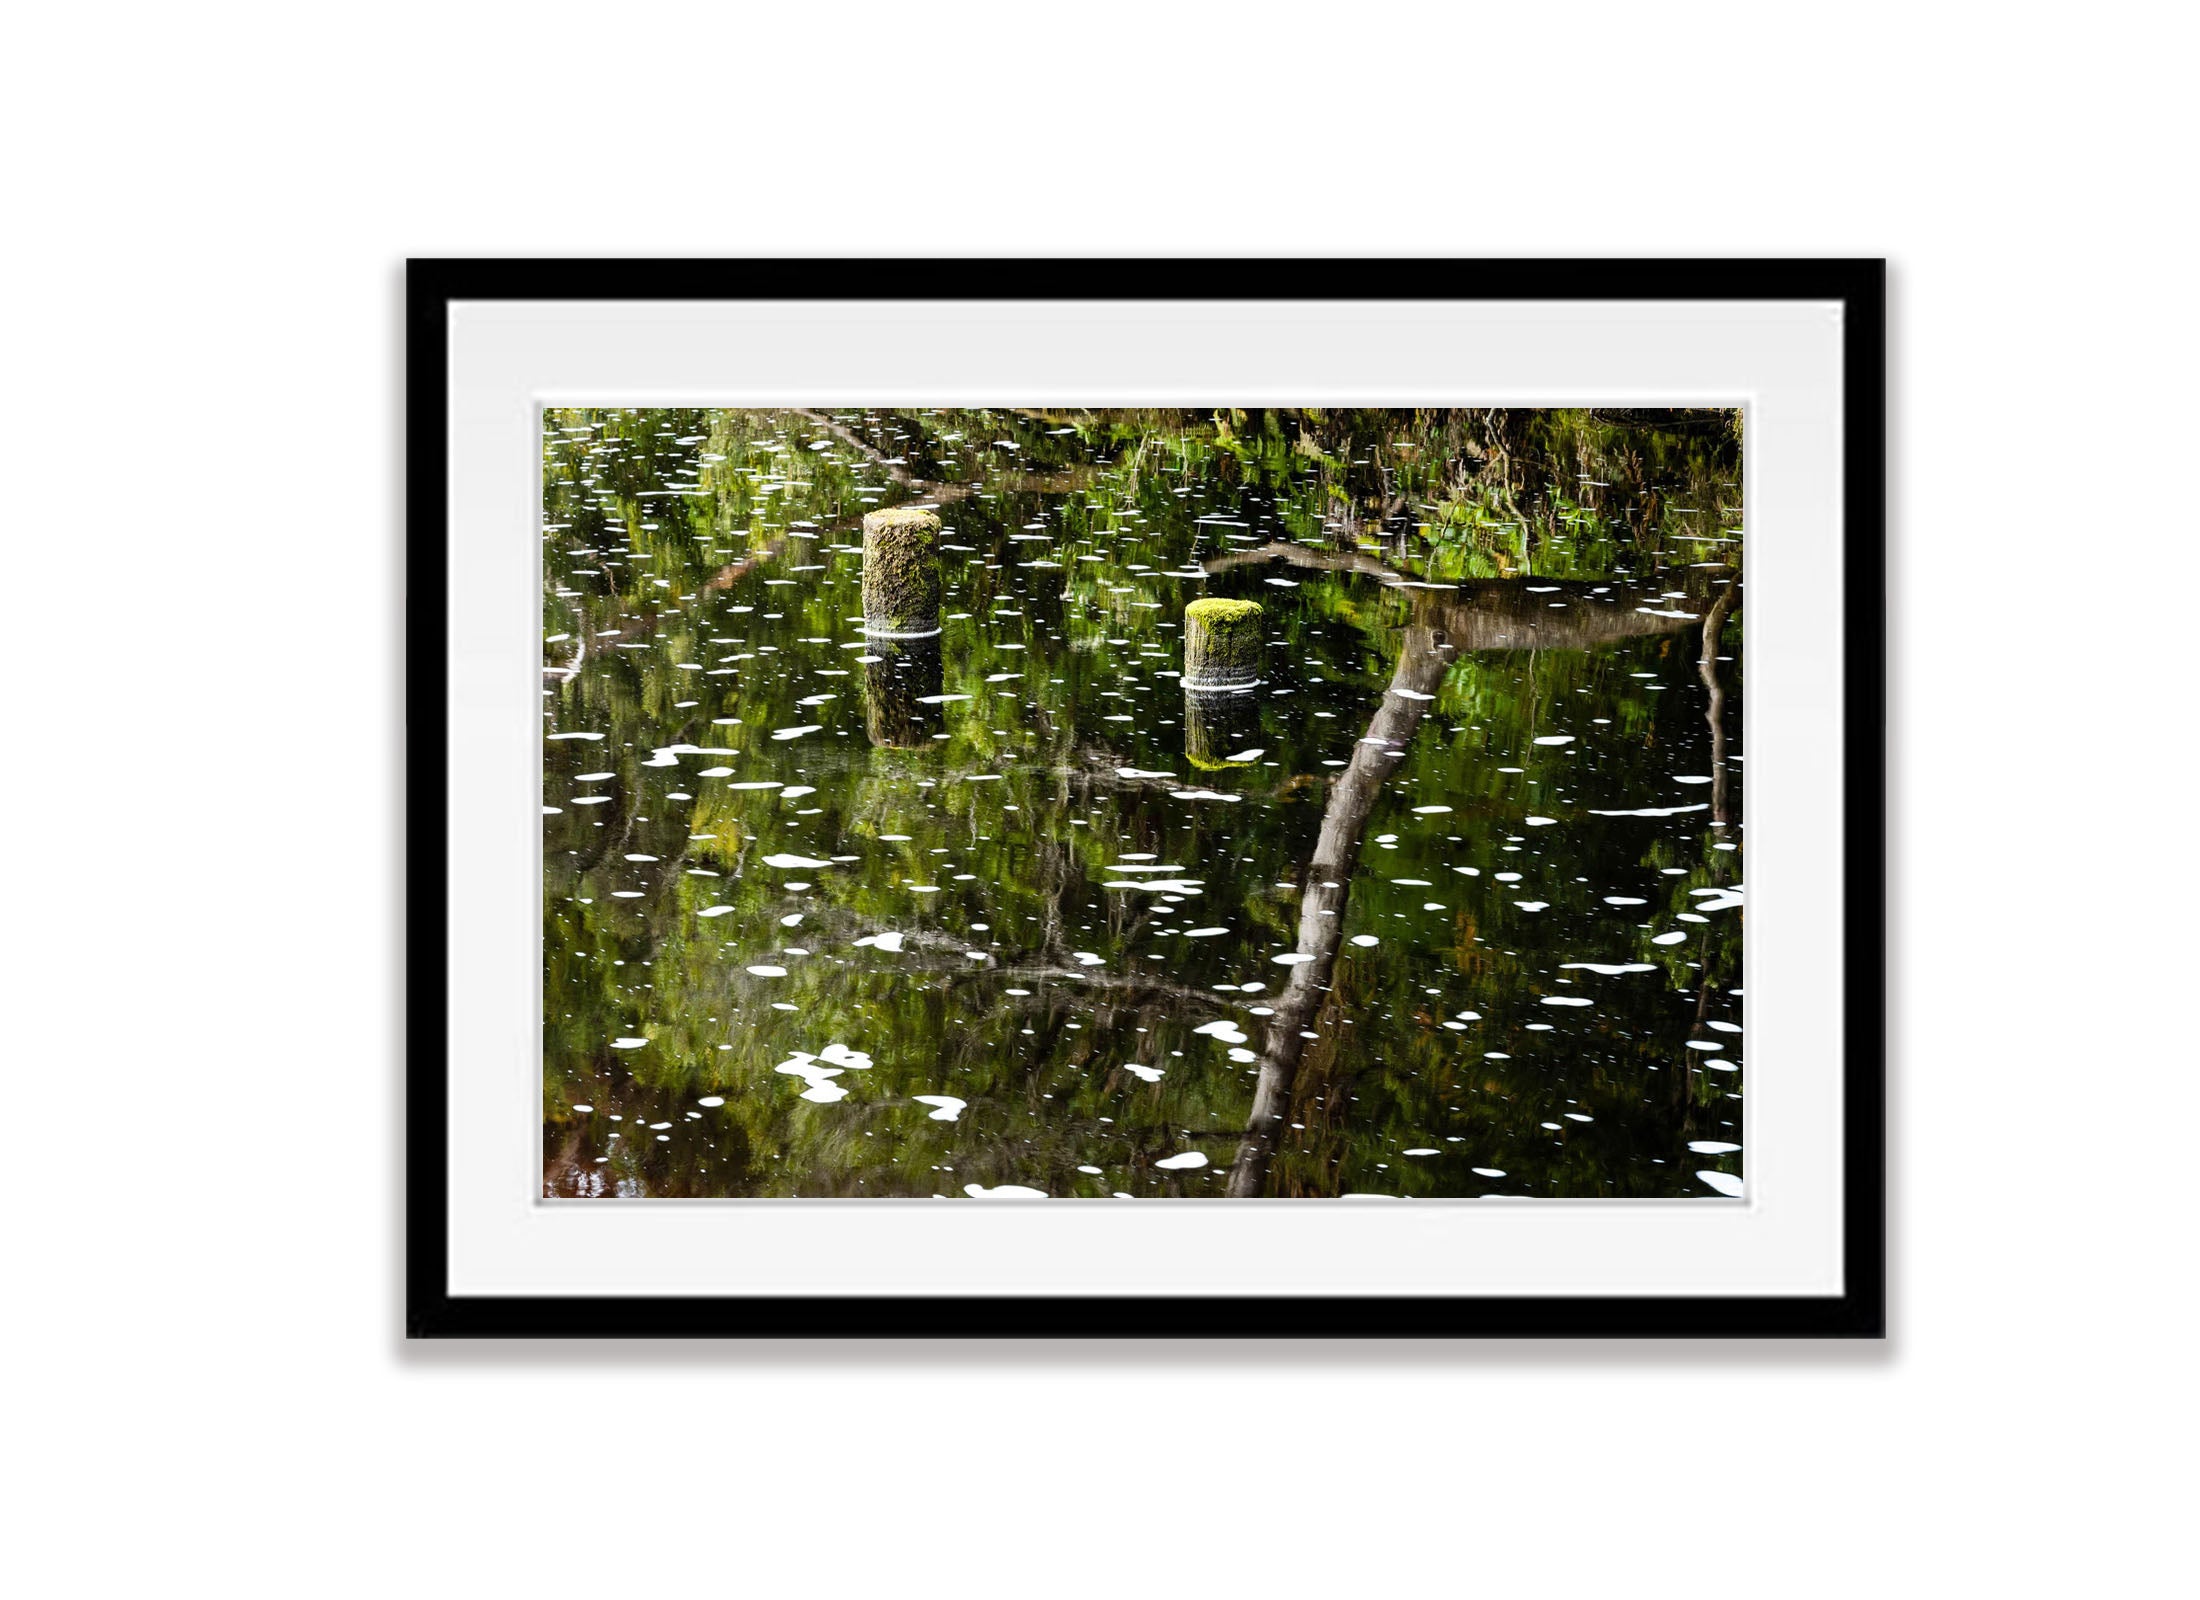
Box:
[406, 258, 1885, 1339]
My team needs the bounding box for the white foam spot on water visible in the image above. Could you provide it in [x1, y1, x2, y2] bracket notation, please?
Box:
[1588, 803, 1707, 817]
[1514, 900, 1549, 912]
[913, 1095, 967, 1122]
[1272, 952, 1316, 966]
[775, 1054, 847, 1101]
[611, 1036, 648, 1049]
[1541, 996, 1593, 1007]
[1412, 805, 1453, 814]
[1116, 767, 1175, 779]
[852, 930, 905, 953]
[771, 725, 824, 741]
[1124, 1062, 1165, 1083]
[1073, 951, 1105, 966]
[1403, 1148, 1440, 1156]
[1533, 735, 1575, 745]
[1688, 1141, 1741, 1154]
[917, 694, 972, 705]
[698, 906, 735, 918]
[1696, 1170, 1744, 1197]
[696, 1096, 725, 1108]
[1350, 934, 1380, 948]
[1183, 927, 1228, 937]
[1652, 932, 1689, 946]
[1560, 962, 1656, 975]
[1170, 789, 1240, 802]
[1525, 816, 1558, 826]
[1194, 1020, 1250, 1045]
[746, 964, 788, 977]
[1154, 1152, 1209, 1171]
[763, 853, 832, 869]
[1225, 747, 1266, 762]
[1393, 689, 1436, 701]
[1472, 1167, 1507, 1178]
[965, 1184, 1047, 1199]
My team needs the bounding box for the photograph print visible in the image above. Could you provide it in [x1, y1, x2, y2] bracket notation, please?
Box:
[541, 406, 1744, 1200]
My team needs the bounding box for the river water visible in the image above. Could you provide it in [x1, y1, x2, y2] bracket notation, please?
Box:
[541, 408, 1744, 1199]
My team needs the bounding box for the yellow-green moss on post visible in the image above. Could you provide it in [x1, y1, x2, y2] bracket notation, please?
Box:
[1182, 597, 1263, 690]
[861, 506, 943, 637]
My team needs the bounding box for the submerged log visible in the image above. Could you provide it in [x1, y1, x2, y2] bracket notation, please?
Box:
[1202, 541, 1719, 651]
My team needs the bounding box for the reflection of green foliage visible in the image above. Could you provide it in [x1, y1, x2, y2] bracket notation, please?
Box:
[539, 407, 1743, 1199]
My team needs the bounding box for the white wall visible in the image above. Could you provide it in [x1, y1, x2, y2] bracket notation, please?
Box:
[3, 4, 2188, 1595]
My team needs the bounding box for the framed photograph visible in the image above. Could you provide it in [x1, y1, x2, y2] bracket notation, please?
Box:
[407, 259, 1883, 1337]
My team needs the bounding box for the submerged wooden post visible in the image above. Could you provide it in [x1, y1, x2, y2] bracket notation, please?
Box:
[862, 634, 944, 749]
[1184, 684, 1260, 770]
[861, 506, 943, 638]
[1181, 597, 1263, 691]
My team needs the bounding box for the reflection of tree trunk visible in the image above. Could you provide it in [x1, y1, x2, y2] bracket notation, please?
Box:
[1227, 625, 1452, 1197]
[1699, 584, 1738, 830]
[1201, 542, 1713, 652]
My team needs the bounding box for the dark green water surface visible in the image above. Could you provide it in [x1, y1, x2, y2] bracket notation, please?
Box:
[541, 408, 1744, 1198]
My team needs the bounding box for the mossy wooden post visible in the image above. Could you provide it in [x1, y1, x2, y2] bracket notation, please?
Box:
[1181, 597, 1263, 691]
[861, 506, 943, 638]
